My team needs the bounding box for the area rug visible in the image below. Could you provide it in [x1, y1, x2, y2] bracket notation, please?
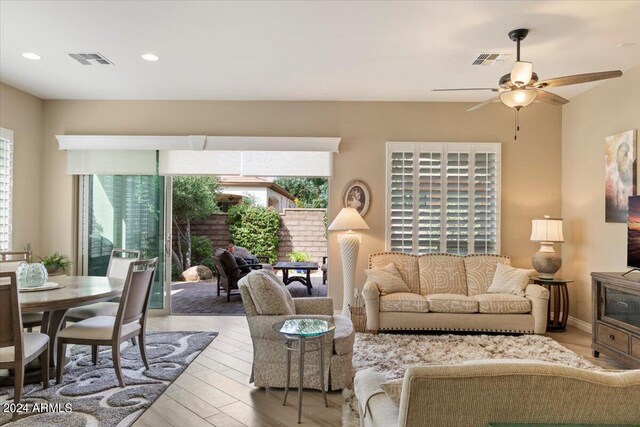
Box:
[342, 333, 603, 426]
[0, 331, 217, 426]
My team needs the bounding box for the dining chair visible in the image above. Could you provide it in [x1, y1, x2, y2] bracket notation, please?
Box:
[0, 251, 44, 332]
[65, 249, 142, 322]
[56, 258, 158, 388]
[0, 272, 50, 421]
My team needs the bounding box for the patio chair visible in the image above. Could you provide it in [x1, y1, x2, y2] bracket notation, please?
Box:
[0, 272, 50, 421]
[0, 251, 44, 331]
[65, 249, 141, 322]
[321, 256, 328, 285]
[57, 258, 158, 388]
[213, 248, 264, 302]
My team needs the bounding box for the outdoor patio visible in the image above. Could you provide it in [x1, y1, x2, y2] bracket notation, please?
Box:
[171, 271, 327, 315]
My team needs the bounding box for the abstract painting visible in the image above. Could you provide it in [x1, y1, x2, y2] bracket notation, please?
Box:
[605, 129, 637, 223]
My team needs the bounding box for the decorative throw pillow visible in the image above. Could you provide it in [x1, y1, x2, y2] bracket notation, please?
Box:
[380, 378, 403, 407]
[245, 271, 295, 315]
[365, 263, 411, 296]
[486, 263, 535, 297]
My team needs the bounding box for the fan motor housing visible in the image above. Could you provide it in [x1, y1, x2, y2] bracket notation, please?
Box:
[499, 72, 538, 89]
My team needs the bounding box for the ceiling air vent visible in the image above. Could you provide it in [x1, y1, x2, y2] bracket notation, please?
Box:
[68, 52, 113, 65]
[472, 53, 510, 66]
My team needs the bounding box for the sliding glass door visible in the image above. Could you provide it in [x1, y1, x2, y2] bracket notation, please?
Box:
[79, 175, 166, 309]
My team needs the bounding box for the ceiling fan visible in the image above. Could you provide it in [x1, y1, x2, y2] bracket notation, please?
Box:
[433, 28, 623, 139]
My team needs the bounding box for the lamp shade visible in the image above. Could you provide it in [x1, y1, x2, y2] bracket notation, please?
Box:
[500, 88, 537, 109]
[530, 216, 564, 242]
[328, 208, 370, 232]
[510, 61, 533, 87]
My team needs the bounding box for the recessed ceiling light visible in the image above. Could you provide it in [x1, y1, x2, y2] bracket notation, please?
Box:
[142, 53, 159, 61]
[22, 52, 42, 60]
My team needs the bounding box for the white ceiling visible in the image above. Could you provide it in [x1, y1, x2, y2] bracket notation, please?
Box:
[1, 1, 639, 101]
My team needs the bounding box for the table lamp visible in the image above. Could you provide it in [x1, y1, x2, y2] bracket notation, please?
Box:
[328, 208, 370, 316]
[530, 215, 564, 279]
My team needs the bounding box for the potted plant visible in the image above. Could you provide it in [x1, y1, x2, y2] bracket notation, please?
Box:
[289, 250, 312, 273]
[39, 252, 71, 276]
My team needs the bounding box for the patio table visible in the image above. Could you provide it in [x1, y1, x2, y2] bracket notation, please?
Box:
[273, 262, 319, 295]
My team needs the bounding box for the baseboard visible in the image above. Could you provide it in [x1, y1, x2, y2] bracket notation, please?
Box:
[567, 315, 592, 334]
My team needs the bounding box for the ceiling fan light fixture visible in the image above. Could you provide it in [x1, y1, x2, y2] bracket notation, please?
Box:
[500, 88, 537, 109]
[511, 61, 533, 86]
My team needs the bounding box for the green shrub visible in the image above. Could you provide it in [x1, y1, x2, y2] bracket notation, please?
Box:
[227, 204, 281, 264]
[171, 263, 183, 281]
[184, 235, 216, 272]
[289, 250, 311, 262]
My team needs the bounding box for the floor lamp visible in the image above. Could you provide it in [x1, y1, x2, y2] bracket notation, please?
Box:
[328, 208, 370, 316]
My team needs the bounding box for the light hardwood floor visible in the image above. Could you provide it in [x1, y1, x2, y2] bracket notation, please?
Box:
[134, 316, 627, 427]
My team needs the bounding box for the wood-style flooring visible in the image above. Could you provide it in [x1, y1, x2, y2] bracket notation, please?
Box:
[134, 317, 627, 427]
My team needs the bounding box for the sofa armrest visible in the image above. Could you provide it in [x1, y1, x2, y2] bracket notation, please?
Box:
[363, 280, 381, 333]
[248, 314, 334, 340]
[294, 297, 333, 315]
[525, 284, 550, 334]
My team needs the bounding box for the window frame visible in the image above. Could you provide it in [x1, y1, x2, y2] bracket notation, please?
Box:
[385, 141, 502, 255]
[0, 127, 14, 252]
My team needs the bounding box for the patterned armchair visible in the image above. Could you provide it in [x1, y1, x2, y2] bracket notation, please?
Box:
[238, 270, 354, 391]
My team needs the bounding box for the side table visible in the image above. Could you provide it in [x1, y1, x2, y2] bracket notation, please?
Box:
[533, 277, 573, 332]
[273, 318, 335, 424]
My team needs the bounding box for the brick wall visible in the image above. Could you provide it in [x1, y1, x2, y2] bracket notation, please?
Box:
[278, 208, 327, 265]
[172, 213, 229, 253]
[174, 209, 327, 265]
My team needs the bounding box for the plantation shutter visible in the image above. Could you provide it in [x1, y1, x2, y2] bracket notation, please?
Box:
[387, 142, 500, 255]
[389, 148, 414, 253]
[0, 129, 13, 251]
[417, 150, 442, 253]
[473, 150, 499, 253]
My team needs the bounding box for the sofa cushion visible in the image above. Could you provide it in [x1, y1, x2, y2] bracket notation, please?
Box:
[473, 294, 532, 314]
[418, 254, 467, 296]
[244, 270, 295, 315]
[333, 314, 355, 356]
[380, 378, 403, 407]
[365, 263, 411, 296]
[464, 255, 511, 296]
[426, 294, 478, 313]
[369, 253, 420, 294]
[487, 263, 535, 297]
[380, 293, 429, 313]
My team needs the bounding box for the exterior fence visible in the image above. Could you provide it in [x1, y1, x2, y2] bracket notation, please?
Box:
[173, 208, 327, 265]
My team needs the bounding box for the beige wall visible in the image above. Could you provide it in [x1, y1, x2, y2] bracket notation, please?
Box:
[0, 83, 43, 255]
[41, 99, 562, 306]
[562, 65, 640, 324]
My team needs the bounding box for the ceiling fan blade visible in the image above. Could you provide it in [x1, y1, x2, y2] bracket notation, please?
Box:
[467, 95, 501, 112]
[432, 88, 499, 92]
[534, 70, 622, 88]
[534, 89, 569, 106]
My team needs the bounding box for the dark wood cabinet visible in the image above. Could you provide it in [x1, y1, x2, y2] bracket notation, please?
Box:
[592, 272, 640, 368]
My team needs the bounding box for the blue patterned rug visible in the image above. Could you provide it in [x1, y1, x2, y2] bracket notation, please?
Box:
[0, 331, 217, 426]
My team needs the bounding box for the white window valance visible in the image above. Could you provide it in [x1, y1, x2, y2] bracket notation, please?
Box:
[56, 135, 340, 177]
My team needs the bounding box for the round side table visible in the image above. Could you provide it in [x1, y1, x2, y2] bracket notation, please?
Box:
[533, 277, 573, 332]
[273, 318, 335, 424]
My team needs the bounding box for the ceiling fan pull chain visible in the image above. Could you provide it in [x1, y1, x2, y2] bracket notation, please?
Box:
[514, 108, 519, 141]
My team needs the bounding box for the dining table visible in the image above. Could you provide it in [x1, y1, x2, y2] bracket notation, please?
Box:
[0, 275, 125, 385]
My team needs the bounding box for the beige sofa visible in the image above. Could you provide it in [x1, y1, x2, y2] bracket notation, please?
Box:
[363, 253, 549, 334]
[354, 362, 640, 427]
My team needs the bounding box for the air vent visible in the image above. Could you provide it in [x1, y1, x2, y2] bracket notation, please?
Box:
[472, 53, 510, 66]
[68, 52, 113, 65]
